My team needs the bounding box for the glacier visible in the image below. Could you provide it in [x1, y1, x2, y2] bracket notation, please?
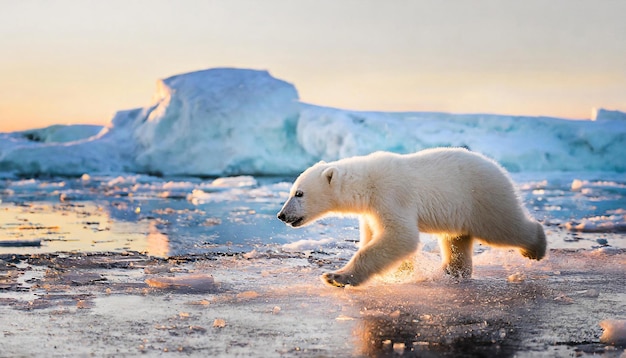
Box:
[0, 67, 625, 177]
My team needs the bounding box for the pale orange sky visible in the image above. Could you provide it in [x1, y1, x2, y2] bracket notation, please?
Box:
[1, 0, 625, 132]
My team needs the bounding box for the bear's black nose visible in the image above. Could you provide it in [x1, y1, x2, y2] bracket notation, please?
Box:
[277, 212, 286, 221]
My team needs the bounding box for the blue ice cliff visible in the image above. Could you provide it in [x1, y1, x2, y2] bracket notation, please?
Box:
[0, 68, 625, 177]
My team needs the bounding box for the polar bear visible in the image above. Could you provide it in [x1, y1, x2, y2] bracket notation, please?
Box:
[277, 148, 547, 287]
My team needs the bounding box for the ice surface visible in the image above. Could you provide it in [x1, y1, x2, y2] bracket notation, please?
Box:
[1, 68, 625, 177]
[1, 248, 624, 356]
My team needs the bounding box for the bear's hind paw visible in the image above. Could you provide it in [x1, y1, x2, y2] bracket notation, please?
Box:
[442, 265, 472, 280]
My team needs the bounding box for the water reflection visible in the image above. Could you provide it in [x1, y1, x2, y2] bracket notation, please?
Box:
[146, 221, 169, 258]
[351, 280, 545, 357]
[356, 309, 520, 357]
[0, 202, 168, 257]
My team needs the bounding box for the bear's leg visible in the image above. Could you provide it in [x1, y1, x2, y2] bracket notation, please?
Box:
[519, 222, 547, 260]
[440, 234, 473, 278]
[359, 216, 375, 248]
[322, 224, 419, 287]
[478, 220, 547, 261]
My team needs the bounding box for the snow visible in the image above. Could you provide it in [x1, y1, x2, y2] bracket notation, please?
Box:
[1, 67, 625, 177]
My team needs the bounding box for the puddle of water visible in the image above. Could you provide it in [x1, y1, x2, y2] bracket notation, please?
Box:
[0, 202, 168, 257]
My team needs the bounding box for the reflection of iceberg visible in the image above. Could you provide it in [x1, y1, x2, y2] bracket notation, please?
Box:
[1, 68, 625, 177]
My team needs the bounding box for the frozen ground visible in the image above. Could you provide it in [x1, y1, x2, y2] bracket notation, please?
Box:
[0, 172, 624, 356]
[0, 249, 624, 357]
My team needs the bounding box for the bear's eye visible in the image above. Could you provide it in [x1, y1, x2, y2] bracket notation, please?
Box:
[294, 190, 303, 198]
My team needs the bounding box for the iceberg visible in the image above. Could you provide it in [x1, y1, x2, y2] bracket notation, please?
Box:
[0, 67, 625, 177]
[298, 106, 626, 172]
[0, 111, 138, 176]
[132, 68, 309, 176]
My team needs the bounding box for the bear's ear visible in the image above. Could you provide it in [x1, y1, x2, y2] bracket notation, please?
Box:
[322, 167, 337, 185]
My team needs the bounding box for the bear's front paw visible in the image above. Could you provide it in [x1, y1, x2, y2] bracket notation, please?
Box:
[321, 272, 359, 287]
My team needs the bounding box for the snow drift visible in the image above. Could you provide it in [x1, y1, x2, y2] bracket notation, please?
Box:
[1, 68, 625, 177]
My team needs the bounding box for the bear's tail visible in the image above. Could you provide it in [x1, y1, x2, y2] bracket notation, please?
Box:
[520, 222, 547, 261]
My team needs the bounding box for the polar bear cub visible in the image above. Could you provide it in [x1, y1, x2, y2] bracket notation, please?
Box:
[277, 148, 547, 287]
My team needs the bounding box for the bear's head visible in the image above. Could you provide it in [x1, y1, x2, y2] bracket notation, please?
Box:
[277, 162, 339, 227]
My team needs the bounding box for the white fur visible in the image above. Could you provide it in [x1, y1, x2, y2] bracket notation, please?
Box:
[277, 148, 547, 287]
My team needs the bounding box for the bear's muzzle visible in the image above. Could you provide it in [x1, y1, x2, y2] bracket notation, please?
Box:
[277, 210, 305, 227]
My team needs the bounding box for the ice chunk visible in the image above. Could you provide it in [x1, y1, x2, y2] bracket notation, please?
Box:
[571, 179, 584, 191]
[565, 215, 626, 233]
[144, 274, 217, 293]
[393, 342, 405, 354]
[599, 320, 626, 346]
[282, 238, 334, 251]
[507, 272, 526, 283]
[579, 289, 600, 298]
[213, 318, 226, 328]
[236, 291, 260, 300]
[211, 176, 257, 188]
